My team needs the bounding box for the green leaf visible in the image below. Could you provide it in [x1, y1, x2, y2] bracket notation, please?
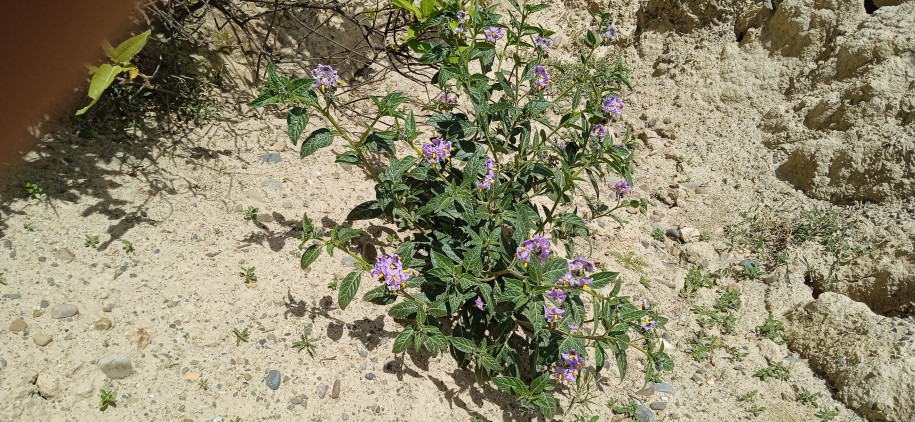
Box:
[478, 352, 501, 372]
[109, 29, 151, 64]
[392, 0, 421, 19]
[336, 227, 362, 245]
[420, 0, 436, 17]
[300, 128, 334, 158]
[392, 326, 415, 353]
[541, 259, 569, 285]
[335, 151, 360, 165]
[586, 29, 598, 47]
[558, 336, 586, 356]
[492, 376, 528, 395]
[247, 91, 282, 108]
[389, 301, 420, 319]
[530, 373, 550, 394]
[594, 342, 606, 374]
[428, 300, 448, 317]
[337, 271, 362, 310]
[533, 392, 557, 419]
[450, 336, 477, 354]
[301, 212, 314, 239]
[287, 107, 309, 144]
[363, 285, 396, 305]
[524, 3, 550, 13]
[420, 44, 452, 64]
[347, 200, 383, 221]
[374, 92, 408, 116]
[76, 64, 123, 115]
[589, 271, 619, 290]
[524, 100, 553, 115]
[300, 244, 321, 270]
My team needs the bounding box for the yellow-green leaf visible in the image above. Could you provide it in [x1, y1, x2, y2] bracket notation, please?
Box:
[110, 29, 151, 65]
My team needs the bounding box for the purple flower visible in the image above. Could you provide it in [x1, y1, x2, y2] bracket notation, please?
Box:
[601, 95, 624, 118]
[312, 64, 342, 92]
[534, 36, 556, 56]
[590, 124, 608, 141]
[371, 254, 409, 293]
[601, 24, 619, 44]
[554, 365, 577, 385]
[578, 277, 593, 290]
[569, 257, 596, 274]
[613, 180, 632, 198]
[484, 27, 506, 42]
[562, 349, 584, 372]
[544, 305, 565, 324]
[637, 298, 650, 310]
[485, 159, 498, 173]
[422, 137, 453, 167]
[558, 272, 577, 286]
[477, 159, 498, 191]
[438, 93, 458, 105]
[641, 315, 657, 331]
[453, 26, 468, 39]
[456, 10, 469, 23]
[517, 235, 551, 267]
[533, 65, 550, 91]
[567, 322, 582, 333]
[475, 296, 485, 310]
[546, 289, 567, 303]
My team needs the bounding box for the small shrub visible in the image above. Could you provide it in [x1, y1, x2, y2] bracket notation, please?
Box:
[680, 268, 713, 298]
[754, 362, 790, 381]
[84, 235, 100, 248]
[23, 222, 35, 231]
[815, 407, 838, 421]
[238, 267, 257, 284]
[243, 206, 259, 221]
[797, 387, 821, 407]
[757, 316, 787, 345]
[25, 182, 46, 199]
[651, 228, 665, 242]
[121, 240, 134, 253]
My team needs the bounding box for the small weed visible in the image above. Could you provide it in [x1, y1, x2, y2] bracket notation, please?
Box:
[230, 418, 242, 422]
[611, 251, 646, 272]
[233, 327, 249, 346]
[720, 313, 737, 335]
[815, 407, 839, 422]
[738, 390, 758, 402]
[121, 240, 134, 253]
[714, 289, 742, 313]
[680, 268, 714, 298]
[568, 370, 599, 414]
[737, 264, 765, 280]
[797, 387, 821, 407]
[726, 345, 749, 361]
[773, 251, 789, 266]
[699, 231, 711, 241]
[754, 362, 790, 381]
[749, 404, 767, 417]
[25, 182, 46, 199]
[243, 206, 259, 221]
[102, 339, 110, 347]
[293, 328, 319, 358]
[757, 316, 787, 345]
[687, 332, 722, 361]
[328, 275, 339, 290]
[23, 222, 35, 231]
[198, 378, 209, 390]
[606, 397, 637, 416]
[738, 390, 765, 417]
[638, 276, 652, 289]
[651, 228, 665, 242]
[0, 272, 5, 285]
[99, 389, 117, 410]
[84, 235, 100, 248]
[238, 267, 257, 284]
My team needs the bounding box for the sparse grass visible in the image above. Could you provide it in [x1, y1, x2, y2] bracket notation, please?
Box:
[739, 390, 765, 417]
[726, 345, 749, 361]
[102, 338, 110, 347]
[25, 182, 45, 199]
[243, 206, 259, 221]
[606, 397, 637, 417]
[714, 288, 742, 313]
[23, 222, 35, 231]
[121, 240, 134, 253]
[99, 389, 117, 410]
[797, 387, 821, 408]
[687, 332, 722, 361]
[238, 267, 257, 284]
[233, 327, 249, 346]
[84, 235, 100, 248]
[737, 263, 765, 280]
[738, 390, 758, 402]
[568, 370, 599, 414]
[699, 231, 711, 241]
[754, 362, 790, 381]
[680, 268, 714, 298]
[328, 275, 339, 290]
[292, 327, 319, 358]
[749, 404, 767, 417]
[757, 316, 787, 345]
[773, 251, 789, 266]
[651, 228, 665, 242]
[637, 275, 652, 289]
[611, 251, 646, 272]
[815, 407, 838, 421]
[198, 378, 209, 391]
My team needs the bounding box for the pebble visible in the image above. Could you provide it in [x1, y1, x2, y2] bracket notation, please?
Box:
[739, 259, 758, 269]
[265, 369, 282, 390]
[365, 373, 375, 380]
[243, 374, 252, 381]
[9, 319, 27, 332]
[262, 179, 283, 190]
[33, 334, 53, 346]
[331, 379, 341, 399]
[635, 385, 655, 397]
[40, 300, 49, 308]
[54, 248, 75, 262]
[356, 344, 368, 358]
[259, 153, 282, 163]
[692, 373, 704, 383]
[94, 318, 112, 330]
[317, 383, 328, 398]
[97, 352, 133, 379]
[1, 358, 6, 368]
[32, 310, 42, 318]
[103, 304, 115, 312]
[1, 238, 11, 249]
[50, 304, 79, 319]
[3, 293, 21, 299]
[654, 382, 676, 395]
[650, 401, 667, 411]
[635, 404, 656, 422]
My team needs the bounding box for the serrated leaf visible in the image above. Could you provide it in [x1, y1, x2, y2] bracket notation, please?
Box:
[478, 352, 501, 372]
[287, 107, 308, 144]
[300, 244, 321, 270]
[300, 128, 334, 158]
[450, 336, 477, 354]
[337, 271, 361, 310]
[392, 326, 415, 353]
[389, 301, 420, 319]
[533, 392, 556, 419]
[492, 376, 527, 395]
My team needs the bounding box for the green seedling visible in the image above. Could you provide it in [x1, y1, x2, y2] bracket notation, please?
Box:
[292, 329, 320, 358]
[23, 222, 35, 231]
[25, 182, 45, 199]
[757, 316, 787, 345]
[85, 235, 100, 248]
[797, 387, 821, 407]
[754, 362, 790, 381]
[238, 267, 257, 284]
[815, 407, 838, 421]
[99, 389, 117, 410]
[243, 206, 259, 221]
[233, 327, 249, 346]
[121, 239, 134, 253]
[651, 228, 665, 242]
[680, 268, 714, 298]
[198, 378, 209, 390]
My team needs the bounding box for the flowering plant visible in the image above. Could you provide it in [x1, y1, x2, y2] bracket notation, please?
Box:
[251, 1, 667, 418]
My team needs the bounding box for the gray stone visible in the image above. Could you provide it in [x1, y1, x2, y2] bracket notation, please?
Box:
[262, 179, 283, 190]
[331, 379, 341, 398]
[266, 369, 282, 390]
[665, 228, 682, 242]
[1, 238, 11, 249]
[50, 304, 78, 319]
[650, 401, 667, 411]
[364, 373, 375, 380]
[33, 333, 53, 346]
[3, 293, 21, 299]
[739, 259, 758, 269]
[40, 300, 49, 308]
[54, 248, 75, 262]
[97, 352, 133, 379]
[356, 344, 368, 358]
[654, 382, 676, 395]
[317, 382, 328, 398]
[635, 405, 656, 422]
[635, 385, 655, 397]
[9, 319, 27, 332]
[259, 153, 282, 163]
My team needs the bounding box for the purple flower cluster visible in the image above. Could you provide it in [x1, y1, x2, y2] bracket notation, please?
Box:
[558, 256, 596, 290]
[533, 65, 550, 91]
[438, 93, 458, 105]
[590, 124, 608, 141]
[637, 298, 651, 310]
[312, 64, 342, 92]
[546, 288, 567, 303]
[371, 254, 409, 293]
[516, 235, 550, 267]
[554, 349, 584, 385]
[568, 323, 582, 333]
[476, 159, 498, 191]
[613, 180, 632, 198]
[484, 27, 506, 42]
[534, 36, 556, 56]
[422, 137, 453, 167]
[601, 95, 624, 118]
[544, 305, 565, 325]
[601, 24, 619, 44]
[641, 315, 657, 331]
[475, 296, 485, 310]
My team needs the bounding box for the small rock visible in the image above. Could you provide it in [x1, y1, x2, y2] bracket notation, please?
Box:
[679, 227, 701, 243]
[54, 248, 75, 262]
[9, 319, 27, 332]
[635, 404, 656, 422]
[33, 334, 53, 346]
[692, 373, 704, 383]
[317, 383, 328, 398]
[364, 373, 375, 380]
[262, 179, 283, 190]
[876, 402, 885, 412]
[50, 304, 79, 319]
[94, 318, 112, 331]
[356, 344, 368, 358]
[654, 383, 676, 395]
[3, 293, 21, 299]
[97, 352, 133, 379]
[695, 187, 709, 195]
[266, 369, 282, 390]
[739, 259, 758, 269]
[665, 228, 682, 242]
[40, 300, 49, 308]
[259, 153, 282, 164]
[103, 304, 115, 312]
[650, 401, 667, 411]
[32, 310, 42, 318]
[331, 379, 341, 399]
[635, 385, 655, 397]
[243, 374, 252, 381]
[270, 140, 286, 152]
